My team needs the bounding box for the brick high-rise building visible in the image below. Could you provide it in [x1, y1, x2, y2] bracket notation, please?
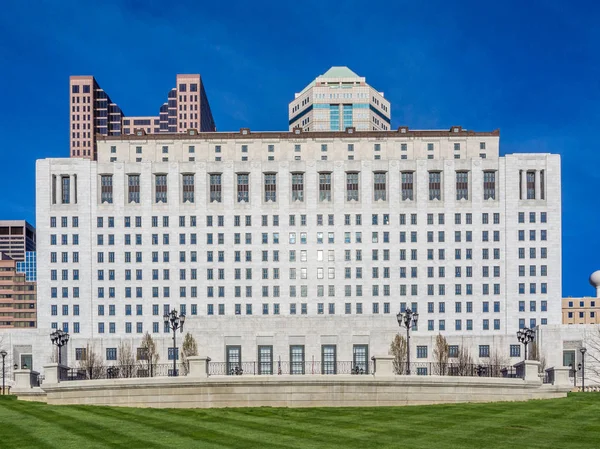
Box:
[69, 74, 216, 160]
[0, 255, 37, 329]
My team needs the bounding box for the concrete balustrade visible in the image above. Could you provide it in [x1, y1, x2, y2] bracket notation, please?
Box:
[9, 355, 574, 408]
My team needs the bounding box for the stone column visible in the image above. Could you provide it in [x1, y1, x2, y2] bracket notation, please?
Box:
[373, 355, 395, 377]
[534, 170, 540, 200]
[520, 170, 527, 200]
[187, 356, 210, 378]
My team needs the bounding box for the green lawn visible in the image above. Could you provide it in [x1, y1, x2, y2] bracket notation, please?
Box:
[1, 394, 599, 448]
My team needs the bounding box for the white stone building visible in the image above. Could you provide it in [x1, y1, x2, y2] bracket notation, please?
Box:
[288, 67, 391, 132]
[26, 125, 563, 373]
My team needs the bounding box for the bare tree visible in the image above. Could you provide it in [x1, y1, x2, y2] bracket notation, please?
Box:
[529, 342, 547, 373]
[140, 332, 159, 377]
[433, 334, 449, 375]
[181, 332, 198, 375]
[586, 326, 600, 382]
[0, 335, 11, 386]
[117, 341, 136, 378]
[489, 349, 509, 367]
[455, 346, 474, 376]
[78, 344, 105, 379]
[390, 334, 407, 374]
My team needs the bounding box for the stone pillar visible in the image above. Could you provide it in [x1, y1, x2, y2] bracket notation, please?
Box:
[515, 360, 541, 383]
[534, 170, 540, 200]
[13, 370, 32, 390]
[43, 363, 60, 384]
[187, 356, 210, 378]
[520, 170, 526, 200]
[373, 355, 395, 377]
[550, 366, 572, 387]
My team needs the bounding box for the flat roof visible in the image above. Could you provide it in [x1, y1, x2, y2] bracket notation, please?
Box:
[98, 127, 500, 142]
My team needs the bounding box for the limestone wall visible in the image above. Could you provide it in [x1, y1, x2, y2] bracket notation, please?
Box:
[37, 374, 568, 409]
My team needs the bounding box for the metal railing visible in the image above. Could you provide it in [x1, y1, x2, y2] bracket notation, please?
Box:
[30, 371, 41, 387]
[60, 363, 188, 381]
[395, 362, 518, 378]
[208, 360, 375, 376]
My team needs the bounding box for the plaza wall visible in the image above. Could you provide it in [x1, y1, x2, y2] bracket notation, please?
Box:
[34, 374, 569, 408]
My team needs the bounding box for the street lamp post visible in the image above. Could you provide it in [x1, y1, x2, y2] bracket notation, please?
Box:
[516, 328, 535, 360]
[397, 308, 419, 375]
[164, 309, 185, 376]
[50, 330, 70, 366]
[580, 347, 587, 392]
[1, 350, 7, 395]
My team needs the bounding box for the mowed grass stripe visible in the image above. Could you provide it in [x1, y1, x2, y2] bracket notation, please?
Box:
[1, 394, 600, 449]
[79, 404, 307, 449]
[0, 411, 62, 449]
[1, 398, 167, 449]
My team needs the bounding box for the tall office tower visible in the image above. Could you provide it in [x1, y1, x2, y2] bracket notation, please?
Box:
[0, 220, 36, 261]
[69, 74, 216, 160]
[0, 254, 37, 329]
[288, 67, 391, 132]
[36, 125, 561, 370]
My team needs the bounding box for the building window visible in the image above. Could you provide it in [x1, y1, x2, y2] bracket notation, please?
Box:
[401, 172, 414, 201]
[106, 348, 117, 361]
[210, 174, 222, 203]
[128, 174, 140, 203]
[182, 174, 194, 203]
[264, 173, 277, 202]
[483, 171, 496, 200]
[155, 174, 167, 203]
[291, 173, 304, 201]
[429, 172, 441, 200]
[346, 172, 359, 201]
[417, 346, 428, 358]
[456, 172, 468, 200]
[373, 172, 387, 201]
[290, 345, 305, 374]
[319, 173, 332, 202]
[258, 346, 273, 375]
[61, 176, 70, 204]
[353, 345, 369, 374]
[321, 345, 337, 374]
[100, 175, 113, 203]
[527, 171, 536, 199]
[237, 173, 249, 202]
[479, 345, 490, 358]
[226, 345, 242, 375]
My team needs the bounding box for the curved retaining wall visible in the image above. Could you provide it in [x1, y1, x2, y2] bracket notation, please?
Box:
[36, 375, 570, 408]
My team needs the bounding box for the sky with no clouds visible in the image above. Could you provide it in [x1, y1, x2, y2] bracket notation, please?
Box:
[0, 0, 598, 296]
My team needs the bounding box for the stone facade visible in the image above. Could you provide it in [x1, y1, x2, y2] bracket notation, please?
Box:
[28, 128, 562, 373]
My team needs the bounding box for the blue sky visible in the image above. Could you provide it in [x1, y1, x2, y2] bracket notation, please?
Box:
[0, 0, 598, 296]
